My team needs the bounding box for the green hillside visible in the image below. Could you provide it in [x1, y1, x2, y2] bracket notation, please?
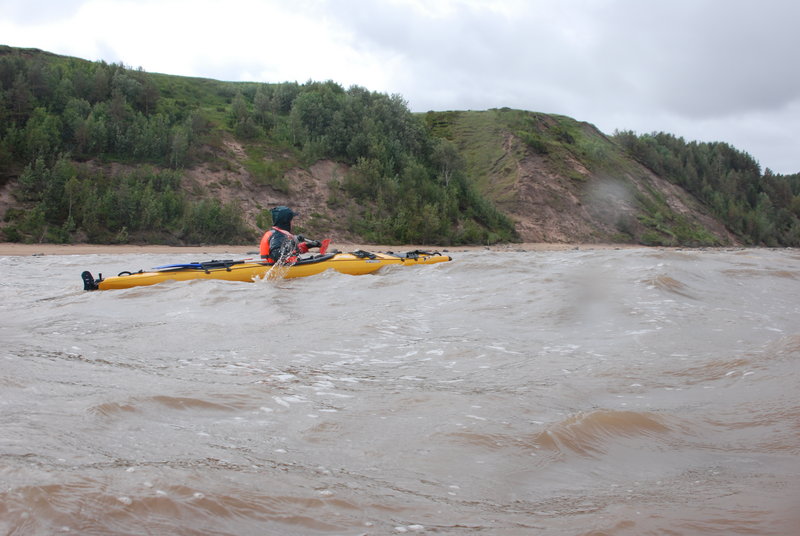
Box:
[0, 45, 515, 245]
[426, 108, 800, 246]
[1, 45, 799, 247]
[614, 131, 800, 246]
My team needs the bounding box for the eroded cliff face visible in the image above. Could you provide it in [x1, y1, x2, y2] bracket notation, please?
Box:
[498, 140, 737, 244]
[0, 124, 737, 246]
[447, 116, 739, 246]
[179, 127, 737, 246]
[179, 138, 357, 242]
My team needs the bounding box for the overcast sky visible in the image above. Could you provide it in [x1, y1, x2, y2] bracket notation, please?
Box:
[2, 0, 799, 174]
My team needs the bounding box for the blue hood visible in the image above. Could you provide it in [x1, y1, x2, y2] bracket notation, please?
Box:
[270, 206, 296, 231]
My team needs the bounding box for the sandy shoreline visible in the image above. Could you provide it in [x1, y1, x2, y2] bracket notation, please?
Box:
[0, 241, 638, 256]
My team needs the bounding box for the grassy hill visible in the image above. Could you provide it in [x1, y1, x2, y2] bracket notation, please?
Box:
[427, 109, 737, 245]
[1, 45, 799, 247]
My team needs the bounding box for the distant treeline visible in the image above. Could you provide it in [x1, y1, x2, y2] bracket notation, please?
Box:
[0, 46, 516, 245]
[613, 131, 800, 246]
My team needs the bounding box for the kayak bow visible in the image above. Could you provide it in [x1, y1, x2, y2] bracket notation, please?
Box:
[81, 249, 451, 291]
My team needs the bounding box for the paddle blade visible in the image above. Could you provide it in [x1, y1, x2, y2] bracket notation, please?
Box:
[320, 239, 331, 255]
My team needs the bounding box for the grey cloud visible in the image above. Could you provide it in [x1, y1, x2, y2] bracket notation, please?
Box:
[586, 1, 800, 117]
[324, 1, 800, 119]
[330, 2, 602, 112]
[0, 0, 86, 24]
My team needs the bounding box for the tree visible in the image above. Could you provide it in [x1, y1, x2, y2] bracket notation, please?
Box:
[169, 125, 189, 168]
[253, 84, 274, 129]
[431, 138, 464, 187]
[23, 107, 61, 159]
[9, 73, 33, 120]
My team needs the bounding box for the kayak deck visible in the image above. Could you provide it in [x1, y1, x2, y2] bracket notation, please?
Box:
[82, 250, 452, 290]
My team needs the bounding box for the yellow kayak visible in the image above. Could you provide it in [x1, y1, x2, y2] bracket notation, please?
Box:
[81, 250, 452, 291]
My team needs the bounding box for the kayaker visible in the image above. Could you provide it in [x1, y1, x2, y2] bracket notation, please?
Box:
[259, 206, 321, 264]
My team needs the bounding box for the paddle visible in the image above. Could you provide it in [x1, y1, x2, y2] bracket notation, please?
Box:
[319, 239, 331, 255]
[153, 259, 252, 271]
[148, 238, 331, 272]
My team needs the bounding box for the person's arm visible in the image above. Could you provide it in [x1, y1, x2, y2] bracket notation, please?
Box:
[296, 235, 321, 252]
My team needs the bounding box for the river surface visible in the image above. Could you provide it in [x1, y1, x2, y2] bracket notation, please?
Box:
[1, 247, 798, 535]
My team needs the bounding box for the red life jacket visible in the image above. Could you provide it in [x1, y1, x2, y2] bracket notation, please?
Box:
[259, 227, 308, 263]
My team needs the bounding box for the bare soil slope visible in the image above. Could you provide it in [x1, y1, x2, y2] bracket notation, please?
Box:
[0, 116, 738, 247]
[158, 126, 738, 246]
[443, 110, 738, 245]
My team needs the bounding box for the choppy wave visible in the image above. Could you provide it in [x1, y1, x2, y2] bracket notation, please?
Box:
[1, 248, 799, 534]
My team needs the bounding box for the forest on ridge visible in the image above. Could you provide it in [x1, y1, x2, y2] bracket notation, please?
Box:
[1, 45, 799, 247]
[0, 46, 514, 245]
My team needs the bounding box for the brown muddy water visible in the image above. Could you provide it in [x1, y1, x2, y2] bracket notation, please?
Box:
[1, 248, 799, 535]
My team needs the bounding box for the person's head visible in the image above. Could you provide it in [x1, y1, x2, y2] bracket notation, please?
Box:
[270, 206, 297, 231]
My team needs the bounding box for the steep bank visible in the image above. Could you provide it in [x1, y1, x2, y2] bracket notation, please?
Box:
[5, 45, 794, 247]
[427, 109, 738, 245]
[148, 111, 740, 247]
